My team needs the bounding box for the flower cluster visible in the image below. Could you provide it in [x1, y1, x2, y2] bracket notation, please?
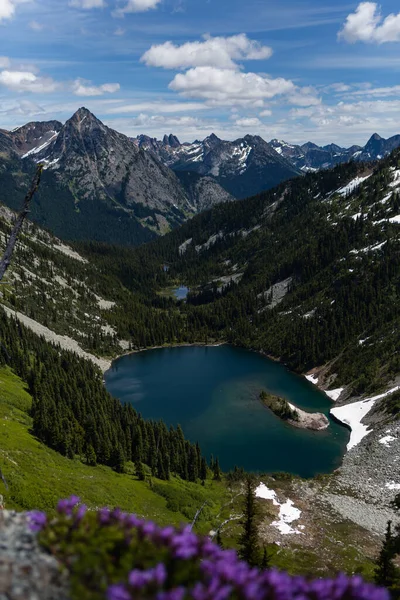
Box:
[28, 497, 389, 600]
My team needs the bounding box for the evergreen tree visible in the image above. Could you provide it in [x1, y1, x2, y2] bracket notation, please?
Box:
[135, 460, 146, 481]
[239, 476, 259, 567]
[200, 457, 207, 481]
[261, 545, 271, 570]
[85, 444, 97, 466]
[375, 521, 400, 592]
[213, 457, 221, 481]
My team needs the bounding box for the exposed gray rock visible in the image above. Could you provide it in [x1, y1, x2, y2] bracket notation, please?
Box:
[0, 511, 69, 600]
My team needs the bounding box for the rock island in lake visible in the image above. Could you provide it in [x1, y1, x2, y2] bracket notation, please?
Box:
[259, 391, 329, 431]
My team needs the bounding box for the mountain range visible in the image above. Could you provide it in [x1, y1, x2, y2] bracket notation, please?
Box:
[1, 107, 400, 247]
[135, 130, 400, 180]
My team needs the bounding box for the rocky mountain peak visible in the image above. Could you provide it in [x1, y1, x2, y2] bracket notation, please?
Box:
[66, 107, 104, 132]
[162, 134, 180, 148]
[205, 133, 221, 145]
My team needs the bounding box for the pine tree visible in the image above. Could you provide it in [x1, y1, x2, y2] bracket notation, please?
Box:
[375, 521, 399, 590]
[85, 444, 97, 466]
[188, 446, 198, 482]
[238, 476, 259, 567]
[261, 545, 271, 570]
[135, 460, 146, 481]
[200, 457, 207, 481]
[213, 457, 221, 481]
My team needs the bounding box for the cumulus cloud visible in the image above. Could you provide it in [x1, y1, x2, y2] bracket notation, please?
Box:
[69, 0, 106, 8]
[339, 2, 400, 43]
[259, 109, 272, 117]
[286, 87, 321, 107]
[0, 0, 16, 21]
[0, 70, 59, 93]
[169, 66, 295, 107]
[0, 0, 33, 22]
[234, 117, 262, 127]
[141, 34, 272, 70]
[114, 0, 161, 16]
[72, 79, 120, 96]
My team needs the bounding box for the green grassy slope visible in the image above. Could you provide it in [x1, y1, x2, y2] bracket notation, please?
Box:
[0, 366, 233, 533]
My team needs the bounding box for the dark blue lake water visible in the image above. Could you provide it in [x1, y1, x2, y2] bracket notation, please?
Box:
[104, 345, 349, 477]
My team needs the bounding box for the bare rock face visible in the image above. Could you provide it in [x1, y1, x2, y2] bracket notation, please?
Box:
[134, 132, 300, 200]
[0, 511, 69, 600]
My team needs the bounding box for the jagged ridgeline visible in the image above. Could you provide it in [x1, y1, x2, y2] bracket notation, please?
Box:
[89, 153, 399, 396]
[0, 309, 207, 482]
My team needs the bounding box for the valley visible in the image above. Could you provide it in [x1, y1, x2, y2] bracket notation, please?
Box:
[0, 114, 399, 593]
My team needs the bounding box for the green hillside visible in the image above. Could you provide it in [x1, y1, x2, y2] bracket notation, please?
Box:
[0, 365, 234, 532]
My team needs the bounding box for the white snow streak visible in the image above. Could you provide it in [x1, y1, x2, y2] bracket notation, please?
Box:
[331, 386, 400, 451]
[255, 483, 303, 536]
[336, 175, 371, 196]
[379, 435, 396, 447]
[325, 388, 344, 402]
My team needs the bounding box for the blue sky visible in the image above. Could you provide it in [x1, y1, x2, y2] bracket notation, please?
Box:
[2, 0, 400, 145]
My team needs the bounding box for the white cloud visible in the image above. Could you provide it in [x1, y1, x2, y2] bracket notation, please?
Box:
[114, 0, 161, 16]
[344, 84, 400, 98]
[72, 79, 120, 96]
[69, 0, 106, 8]
[0, 0, 32, 22]
[114, 27, 125, 35]
[105, 101, 208, 114]
[260, 109, 272, 117]
[0, 0, 15, 21]
[323, 82, 351, 93]
[141, 34, 272, 70]
[169, 66, 295, 107]
[235, 117, 261, 127]
[0, 70, 59, 93]
[0, 56, 10, 68]
[0, 99, 45, 116]
[339, 2, 400, 43]
[129, 113, 199, 128]
[287, 86, 321, 107]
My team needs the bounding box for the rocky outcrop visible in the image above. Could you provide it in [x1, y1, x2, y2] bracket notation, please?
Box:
[0, 511, 69, 600]
[260, 391, 329, 431]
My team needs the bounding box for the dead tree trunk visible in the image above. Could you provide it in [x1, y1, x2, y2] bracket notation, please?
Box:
[0, 165, 43, 282]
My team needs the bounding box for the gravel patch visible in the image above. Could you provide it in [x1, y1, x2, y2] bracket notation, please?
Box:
[2, 306, 111, 373]
[322, 492, 397, 536]
[0, 511, 69, 600]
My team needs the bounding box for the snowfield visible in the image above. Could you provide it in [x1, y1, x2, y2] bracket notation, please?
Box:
[325, 388, 344, 402]
[330, 386, 400, 451]
[255, 483, 303, 535]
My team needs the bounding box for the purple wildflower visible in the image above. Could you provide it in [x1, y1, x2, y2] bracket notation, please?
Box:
[107, 584, 131, 600]
[98, 507, 111, 525]
[27, 510, 47, 533]
[75, 503, 87, 522]
[57, 495, 81, 516]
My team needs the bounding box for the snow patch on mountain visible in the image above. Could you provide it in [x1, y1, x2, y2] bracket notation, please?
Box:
[336, 175, 371, 197]
[331, 386, 400, 451]
[21, 132, 59, 159]
[255, 483, 303, 536]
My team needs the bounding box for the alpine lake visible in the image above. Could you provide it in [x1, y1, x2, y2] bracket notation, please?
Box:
[104, 345, 349, 478]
